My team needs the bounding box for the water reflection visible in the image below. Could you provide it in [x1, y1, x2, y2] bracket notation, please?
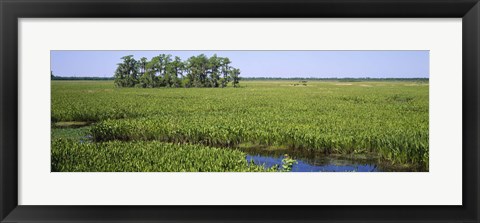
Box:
[246, 154, 379, 172]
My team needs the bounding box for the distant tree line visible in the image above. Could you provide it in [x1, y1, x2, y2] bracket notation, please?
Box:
[114, 54, 241, 88]
[51, 76, 114, 81]
[242, 77, 429, 82]
[51, 71, 113, 80]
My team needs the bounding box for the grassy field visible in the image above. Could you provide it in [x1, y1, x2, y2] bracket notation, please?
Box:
[51, 80, 429, 172]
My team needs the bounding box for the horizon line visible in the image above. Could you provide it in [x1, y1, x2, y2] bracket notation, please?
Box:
[52, 76, 430, 79]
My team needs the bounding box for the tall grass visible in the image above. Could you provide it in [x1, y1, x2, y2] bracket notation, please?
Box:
[51, 139, 275, 172]
[52, 80, 429, 171]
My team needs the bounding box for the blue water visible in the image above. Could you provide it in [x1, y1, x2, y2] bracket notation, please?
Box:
[246, 154, 379, 172]
[79, 134, 93, 143]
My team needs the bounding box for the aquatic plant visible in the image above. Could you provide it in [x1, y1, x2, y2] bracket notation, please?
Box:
[281, 154, 297, 172]
[52, 80, 429, 171]
[51, 139, 275, 172]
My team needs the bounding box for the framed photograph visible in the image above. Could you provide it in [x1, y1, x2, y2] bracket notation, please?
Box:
[1, 0, 479, 222]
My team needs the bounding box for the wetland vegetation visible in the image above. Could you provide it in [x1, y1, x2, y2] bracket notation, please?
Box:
[51, 79, 429, 172]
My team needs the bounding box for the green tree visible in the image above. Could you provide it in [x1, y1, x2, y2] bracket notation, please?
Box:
[114, 55, 138, 87]
[220, 57, 231, 88]
[186, 55, 209, 87]
[208, 54, 221, 88]
[139, 57, 148, 76]
[115, 54, 240, 89]
[197, 54, 209, 87]
[158, 54, 172, 87]
[230, 68, 241, 88]
[170, 56, 185, 87]
[139, 57, 159, 88]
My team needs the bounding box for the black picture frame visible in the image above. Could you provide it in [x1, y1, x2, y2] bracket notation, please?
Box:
[1, 0, 479, 222]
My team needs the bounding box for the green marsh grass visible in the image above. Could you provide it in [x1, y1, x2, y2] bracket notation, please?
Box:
[51, 80, 429, 171]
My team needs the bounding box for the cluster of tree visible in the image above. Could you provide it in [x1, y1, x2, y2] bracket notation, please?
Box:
[114, 54, 241, 88]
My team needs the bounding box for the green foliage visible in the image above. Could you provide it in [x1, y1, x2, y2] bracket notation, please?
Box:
[52, 80, 429, 171]
[114, 54, 240, 88]
[114, 55, 139, 87]
[281, 154, 297, 172]
[51, 139, 275, 172]
[230, 68, 241, 88]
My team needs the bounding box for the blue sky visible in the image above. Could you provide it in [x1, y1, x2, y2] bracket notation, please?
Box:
[51, 50, 429, 78]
